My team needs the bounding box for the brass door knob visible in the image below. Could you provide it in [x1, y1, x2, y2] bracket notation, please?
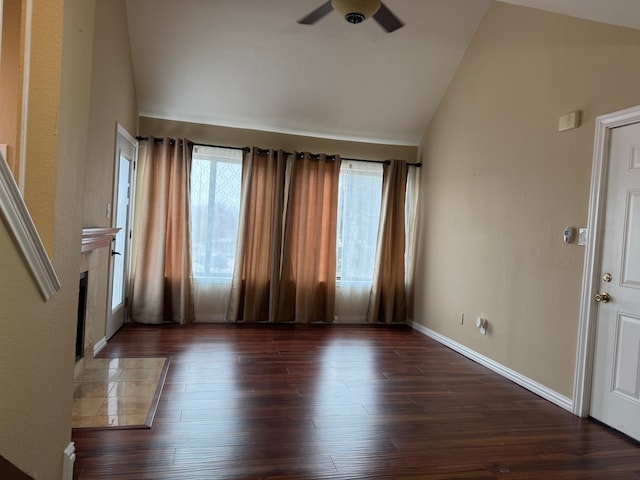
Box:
[594, 292, 611, 303]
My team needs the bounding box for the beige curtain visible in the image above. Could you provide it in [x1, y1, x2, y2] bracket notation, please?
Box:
[227, 148, 286, 322]
[130, 137, 194, 324]
[367, 160, 408, 324]
[278, 153, 341, 323]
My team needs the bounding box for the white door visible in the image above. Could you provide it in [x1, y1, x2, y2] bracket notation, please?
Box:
[590, 121, 640, 441]
[106, 125, 137, 339]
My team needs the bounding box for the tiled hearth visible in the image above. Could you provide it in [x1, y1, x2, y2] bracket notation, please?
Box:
[72, 357, 168, 429]
[73, 230, 169, 429]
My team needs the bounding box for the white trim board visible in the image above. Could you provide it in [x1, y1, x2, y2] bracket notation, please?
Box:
[573, 104, 640, 417]
[0, 150, 60, 300]
[62, 442, 75, 480]
[117, 122, 137, 146]
[410, 322, 573, 412]
[18, 0, 33, 192]
[93, 337, 107, 356]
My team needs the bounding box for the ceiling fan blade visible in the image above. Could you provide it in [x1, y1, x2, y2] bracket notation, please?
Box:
[373, 2, 404, 33]
[298, 1, 334, 25]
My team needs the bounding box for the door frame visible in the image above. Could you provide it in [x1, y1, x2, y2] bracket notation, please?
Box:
[105, 123, 138, 339]
[573, 104, 640, 417]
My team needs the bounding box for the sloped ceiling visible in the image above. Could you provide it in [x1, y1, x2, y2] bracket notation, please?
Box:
[499, 0, 640, 31]
[125, 0, 640, 146]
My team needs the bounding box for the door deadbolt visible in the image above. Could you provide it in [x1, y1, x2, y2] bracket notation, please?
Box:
[594, 292, 611, 303]
[602, 273, 612, 283]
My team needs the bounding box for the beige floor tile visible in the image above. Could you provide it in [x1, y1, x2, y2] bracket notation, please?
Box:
[100, 414, 148, 427]
[79, 368, 122, 382]
[117, 368, 161, 382]
[83, 358, 121, 369]
[120, 358, 166, 369]
[73, 382, 113, 399]
[72, 357, 166, 429]
[73, 416, 102, 428]
[97, 396, 154, 416]
[72, 397, 105, 417]
[108, 381, 159, 398]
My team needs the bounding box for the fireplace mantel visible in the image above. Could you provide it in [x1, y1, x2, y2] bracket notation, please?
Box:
[81, 227, 120, 253]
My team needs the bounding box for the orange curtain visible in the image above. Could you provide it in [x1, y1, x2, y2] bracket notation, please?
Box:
[367, 160, 408, 324]
[227, 148, 286, 322]
[278, 153, 341, 323]
[130, 138, 194, 324]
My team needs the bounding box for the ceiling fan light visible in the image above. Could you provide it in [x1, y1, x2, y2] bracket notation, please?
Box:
[331, 0, 381, 22]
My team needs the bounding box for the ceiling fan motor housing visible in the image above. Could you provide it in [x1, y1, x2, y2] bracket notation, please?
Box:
[332, 0, 381, 23]
[345, 12, 365, 24]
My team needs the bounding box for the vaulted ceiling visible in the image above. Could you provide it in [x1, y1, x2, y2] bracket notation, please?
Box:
[125, 0, 640, 146]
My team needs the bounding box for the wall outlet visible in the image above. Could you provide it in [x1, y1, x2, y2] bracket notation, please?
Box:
[458, 313, 464, 325]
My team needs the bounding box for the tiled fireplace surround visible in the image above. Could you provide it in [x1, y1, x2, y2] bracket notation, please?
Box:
[75, 228, 119, 381]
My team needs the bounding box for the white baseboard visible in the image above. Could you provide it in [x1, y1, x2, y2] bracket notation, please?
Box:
[93, 337, 107, 356]
[410, 321, 573, 412]
[62, 442, 75, 480]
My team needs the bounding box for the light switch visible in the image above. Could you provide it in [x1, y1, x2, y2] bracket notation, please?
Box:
[578, 228, 587, 246]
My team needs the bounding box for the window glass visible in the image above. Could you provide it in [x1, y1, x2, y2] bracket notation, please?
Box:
[190, 146, 243, 282]
[190, 149, 385, 288]
[336, 161, 383, 287]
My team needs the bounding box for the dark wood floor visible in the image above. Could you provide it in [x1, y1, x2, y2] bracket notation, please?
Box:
[72, 323, 640, 479]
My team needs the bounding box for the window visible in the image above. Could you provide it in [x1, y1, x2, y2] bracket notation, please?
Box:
[189, 147, 397, 322]
[190, 146, 243, 282]
[336, 160, 383, 287]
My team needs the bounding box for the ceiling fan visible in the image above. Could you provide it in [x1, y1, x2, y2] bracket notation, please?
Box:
[298, 0, 404, 33]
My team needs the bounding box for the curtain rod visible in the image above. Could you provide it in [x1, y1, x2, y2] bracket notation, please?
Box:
[136, 136, 250, 153]
[136, 136, 421, 167]
[255, 148, 421, 167]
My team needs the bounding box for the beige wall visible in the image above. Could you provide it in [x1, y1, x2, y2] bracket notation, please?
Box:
[139, 116, 418, 162]
[0, 0, 22, 176]
[414, 2, 640, 398]
[83, 0, 138, 353]
[0, 0, 96, 478]
[22, 0, 66, 254]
